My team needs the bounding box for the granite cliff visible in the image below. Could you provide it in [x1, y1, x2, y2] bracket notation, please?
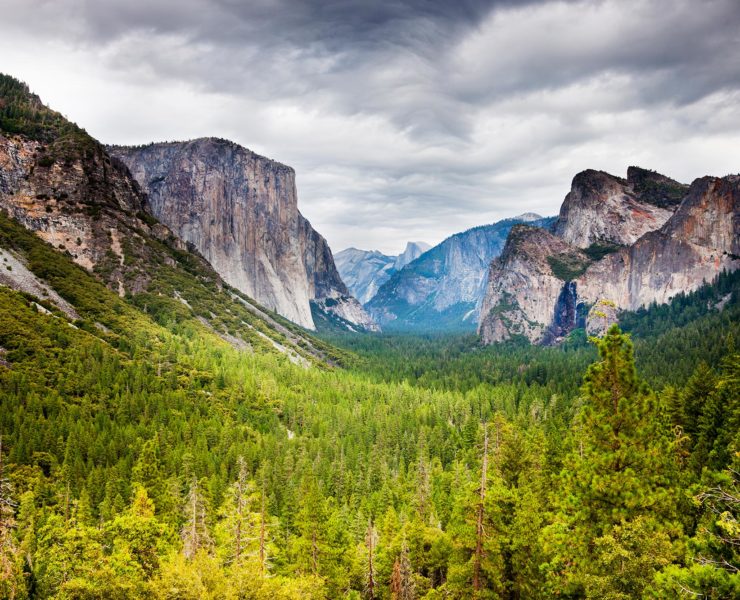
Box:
[0, 73, 341, 363]
[0, 123, 158, 298]
[478, 168, 739, 345]
[552, 167, 685, 249]
[109, 139, 377, 331]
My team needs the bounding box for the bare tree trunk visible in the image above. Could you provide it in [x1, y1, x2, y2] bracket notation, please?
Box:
[366, 520, 377, 600]
[473, 424, 489, 593]
[259, 488, 267, 576]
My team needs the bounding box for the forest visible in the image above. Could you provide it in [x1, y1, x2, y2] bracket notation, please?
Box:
[0, 192, 738, 599]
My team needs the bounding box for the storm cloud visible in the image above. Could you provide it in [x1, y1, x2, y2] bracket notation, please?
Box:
[1, 0, 739, 253]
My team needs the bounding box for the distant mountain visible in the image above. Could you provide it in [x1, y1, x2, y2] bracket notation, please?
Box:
[109, 139, 377, 332]
[335, 241, 430, 304]
[365, 214, 553, 331]
[479, 167, 739, 345]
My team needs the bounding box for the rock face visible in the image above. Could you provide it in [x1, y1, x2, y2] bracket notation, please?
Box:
[393, 241, 431, 271]
[335, 241, 430, 304]
[109, 139, 377, 331]
[478, 225, 587, 344]
[479, 168, 740, 345]
[0, 132, 162, 297]
[576, 175, 740, 310]
[367, 215, 553, 331]
[552, 168, 683, 249]
[586, 299, 619, 337]
[0, 74, 342, 365]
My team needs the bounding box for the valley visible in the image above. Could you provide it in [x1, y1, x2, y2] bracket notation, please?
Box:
[0, 72, 738, 600]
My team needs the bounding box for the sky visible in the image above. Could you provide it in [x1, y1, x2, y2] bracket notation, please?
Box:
[1, 0, 739, 255]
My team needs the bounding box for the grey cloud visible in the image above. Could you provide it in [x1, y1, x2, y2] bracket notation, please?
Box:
[1, 0, 739, 253]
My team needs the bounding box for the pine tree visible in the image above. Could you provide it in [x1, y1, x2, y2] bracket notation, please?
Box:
[473, 423, 488, 595]
[542, 326, 682, 597]
[365, 519, 378, 600]
[0, 435, 22, 599]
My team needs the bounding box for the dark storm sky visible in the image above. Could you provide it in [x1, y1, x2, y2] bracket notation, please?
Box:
[1, 0, 739, 253]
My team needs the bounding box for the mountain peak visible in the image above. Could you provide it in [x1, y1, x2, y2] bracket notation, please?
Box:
[553, 167, 677, 248]
[512, 212, 544, 222]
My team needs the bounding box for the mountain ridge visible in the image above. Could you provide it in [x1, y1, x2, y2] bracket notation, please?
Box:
[335, 240, 430, 304]
[478, 167, 739, 344]
[366, 214, 554, 331]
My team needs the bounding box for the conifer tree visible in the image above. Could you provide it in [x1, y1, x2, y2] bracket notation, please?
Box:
[542, 326, 682, 597]
[0, 435, 23, 599]
[365, 519, 378, 600]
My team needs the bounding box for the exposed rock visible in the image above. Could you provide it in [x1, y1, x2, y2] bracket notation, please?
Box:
[479, 170, 739, 345]
[552, 168, 680, 249]
[586, 299, 619, 337]
[0, 246, 80, 319]
[335, 241, 430, 305]
[478, 225, 586, 344]
[576, 174, 740, 310]
[368, 215, 553, 331]
[393, 241, 431, 271]
[335, 248, 396, 304]
[109, 139, 377, 331]
[0, 133, 158, 296]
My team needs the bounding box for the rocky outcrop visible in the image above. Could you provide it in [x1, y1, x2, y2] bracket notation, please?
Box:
[478, 225, 588, 344]
[335, 248, 395, 304]
[586, 299, 619, 337]
[335, 241, 430, 305]
[552, 168, 683, 249]
[479, 169, 739, 345]
[0, 74, 342, 365]
[576, 175, 740, 309]
[109, 139, 377, 331]
[368, 214, 553, 331]
[393, 241, 431, 271]
[0, 132, 163, 297]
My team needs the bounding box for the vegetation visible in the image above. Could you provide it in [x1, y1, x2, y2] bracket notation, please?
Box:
[547, 251, 592, 281]
[629, 167, 688, 209]
[1, 71, 737, 598]
[583, 241, 622, 261]
[0, 206, 737, 598]
[0, 74, 97, 163]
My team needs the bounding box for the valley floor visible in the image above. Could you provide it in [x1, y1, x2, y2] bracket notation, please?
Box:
[0, 228, 739, 598]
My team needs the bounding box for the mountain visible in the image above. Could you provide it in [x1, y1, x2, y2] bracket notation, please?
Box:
[108, 139, 377, 332]
[393, 241, 431, 270]
[551, 167, 685, 248]
[0, 73, 342, 364]
[335, 241, 430, 304]
[366, 214, 553, 331]
[479, 167, 739, 344]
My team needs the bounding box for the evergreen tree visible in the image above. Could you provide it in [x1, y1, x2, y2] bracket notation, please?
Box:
[390, 541, 415, 600]
[542, 326, 682, 598]
[364, 519, 378, 600]
[0, 435, 23, 599]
